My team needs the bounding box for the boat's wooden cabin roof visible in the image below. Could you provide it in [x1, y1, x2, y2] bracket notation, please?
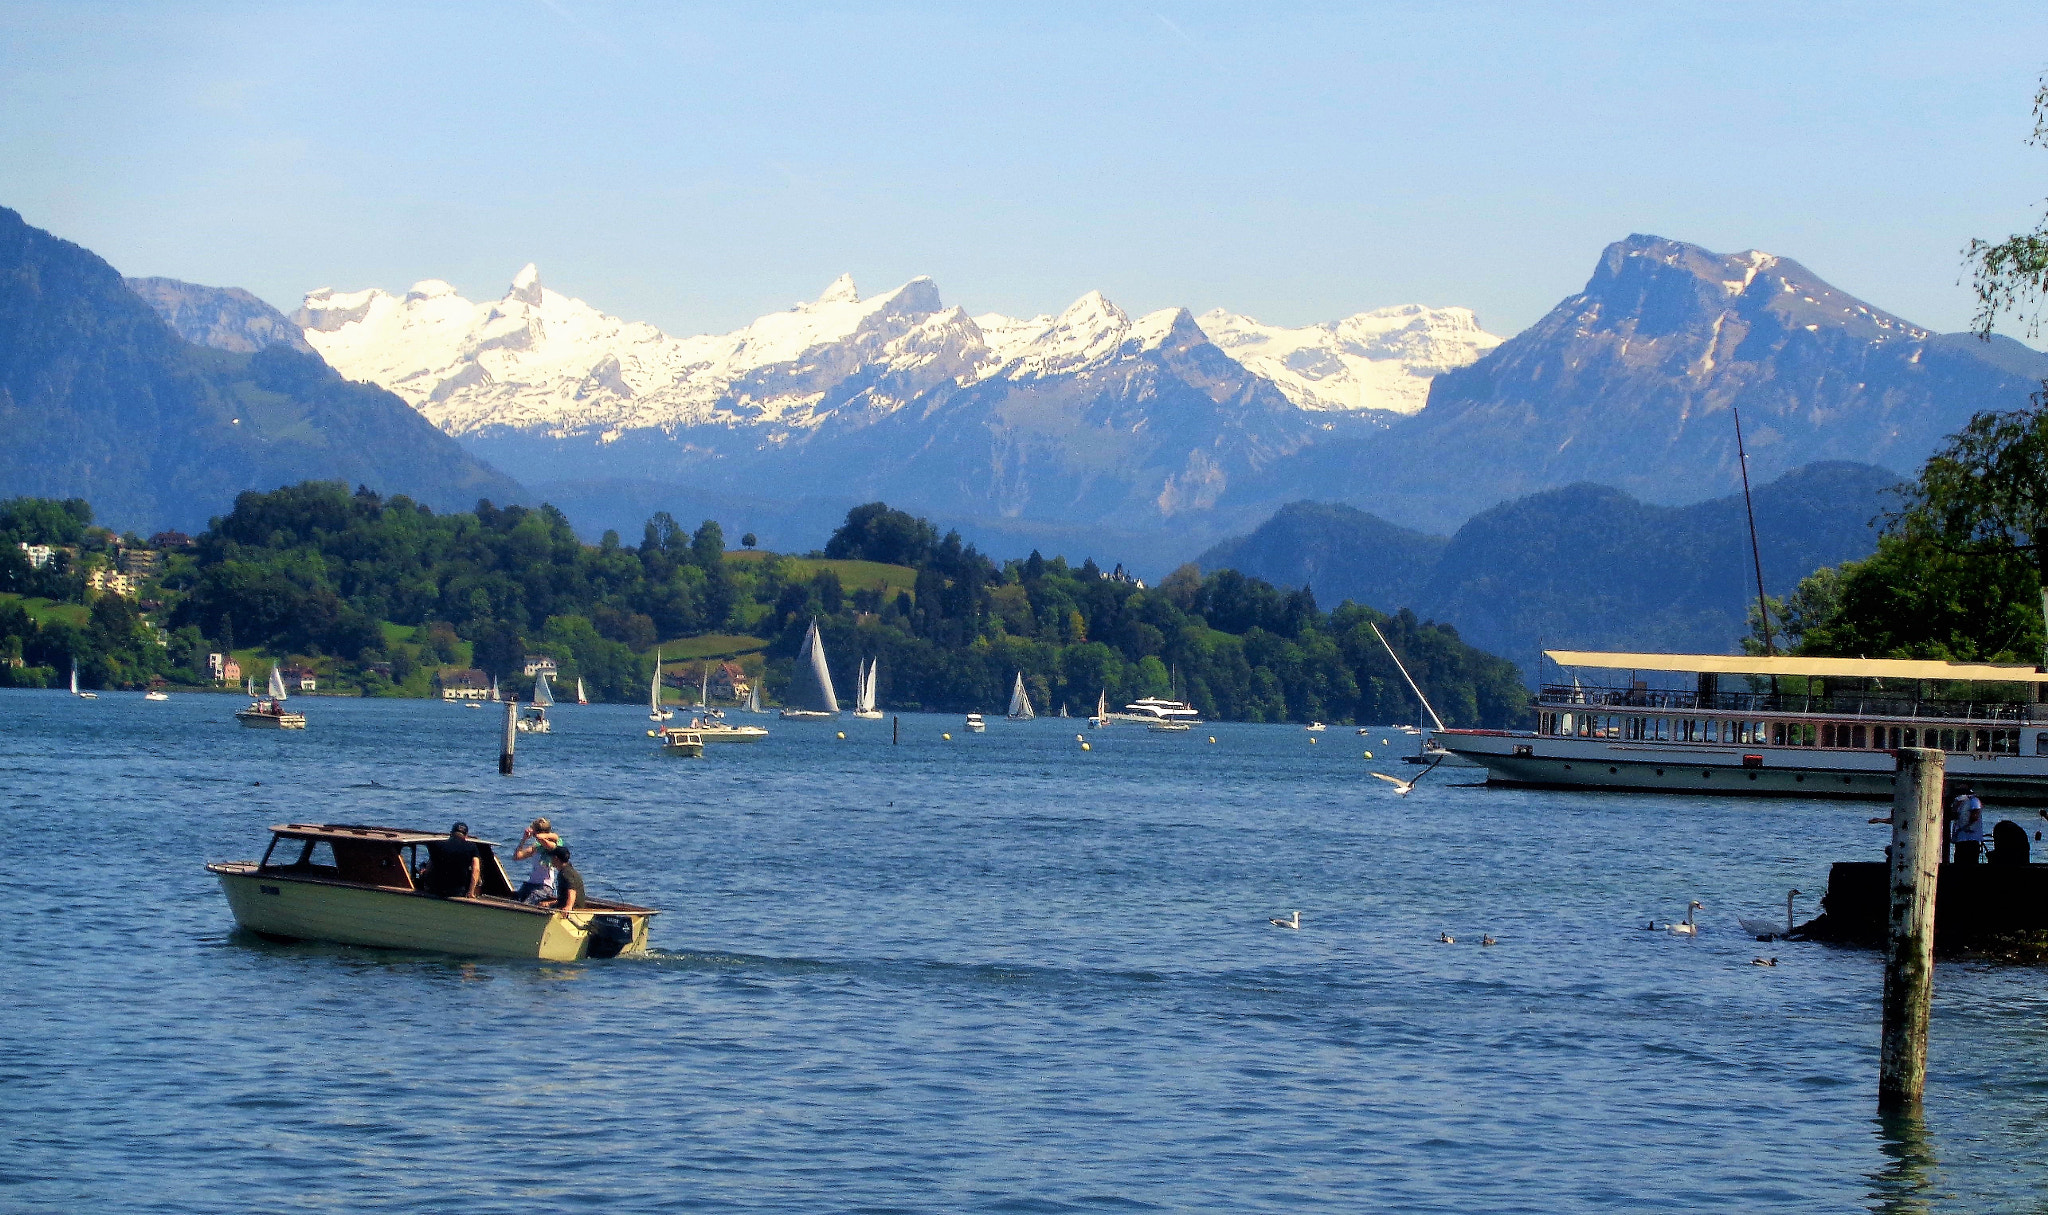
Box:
[269, 822, 502, 847]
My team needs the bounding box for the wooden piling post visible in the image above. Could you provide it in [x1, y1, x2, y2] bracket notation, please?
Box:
[1879, 746, 1944, 1111]
[500, 697, 517, 775]
[893, 715, 899, 745]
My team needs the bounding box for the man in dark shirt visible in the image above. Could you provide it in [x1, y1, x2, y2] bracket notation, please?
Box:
[551, 845, 586, 912]
[421, 822, 481, 898]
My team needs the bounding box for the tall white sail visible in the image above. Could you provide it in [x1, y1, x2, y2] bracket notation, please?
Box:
[269, 666, 289, 702]
[576, 676, 588, 705]
[794, 619, 839, 713]
[650, 649, 663, 716]
[856, 658, 878, 714]
[490, 676, 500, 702]
[1007, 672, 1034, 720]
[700, 666, 710, 707]
[745, 681, 761, 713]
[70, 662, 79, 695]
[533, 672, 554, 707]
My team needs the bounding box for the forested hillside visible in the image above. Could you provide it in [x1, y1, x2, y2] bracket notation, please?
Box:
[0, 486, 1530, 727]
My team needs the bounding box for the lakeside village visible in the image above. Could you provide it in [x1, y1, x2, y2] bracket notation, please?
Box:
[0, 488, 1525, 726]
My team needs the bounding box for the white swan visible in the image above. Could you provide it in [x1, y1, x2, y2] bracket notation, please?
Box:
[1667, 900, 1703, 936]
[1736, 889, 1802, 941]
[1270, 910, 1300, 929]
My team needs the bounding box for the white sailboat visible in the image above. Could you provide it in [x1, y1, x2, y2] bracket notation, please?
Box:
[743, 680, 764, 714]
[1006, 672, 1035, 721]
[518, 672, 553, 733]
[648, 650, 672, 721]
[71, 661, 96, 699]
[1089, 688, 1108, 728]
[853, 657, 884, 720]
[576, 676, 588, 706]
[490, 676, 501, 703]
[780, 619, 839, 720]
[699, 665, 710, 708]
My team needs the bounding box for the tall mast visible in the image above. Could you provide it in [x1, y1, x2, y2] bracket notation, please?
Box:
[1734, 407, 1775, 656]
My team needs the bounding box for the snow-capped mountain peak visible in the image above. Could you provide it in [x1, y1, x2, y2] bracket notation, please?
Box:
[1195, 304, 1504, 415]
[506, 263, 543, 306]
[802, 273, 861, 310]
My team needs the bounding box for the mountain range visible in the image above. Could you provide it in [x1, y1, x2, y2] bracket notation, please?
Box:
[0, 208, 519, 534]
[1198, 460, 1897, 668]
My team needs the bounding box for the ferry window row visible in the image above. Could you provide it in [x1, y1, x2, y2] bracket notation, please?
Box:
[1537, 713, 2031, 754]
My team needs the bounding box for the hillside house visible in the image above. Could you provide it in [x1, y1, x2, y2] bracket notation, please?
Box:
[523, 655, 558, 678]
[282, 664, 318, 692]
[436, 668, 492, 700]
[17, 543, 53, 569]
[709, 661, 749, 701]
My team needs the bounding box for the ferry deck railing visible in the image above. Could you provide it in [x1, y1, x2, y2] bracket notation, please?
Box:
[1537, 684, 2038, 724]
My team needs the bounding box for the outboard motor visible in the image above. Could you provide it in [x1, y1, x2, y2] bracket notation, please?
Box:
[1991, 819, 2030, 867]
[586, 915, 635, 958]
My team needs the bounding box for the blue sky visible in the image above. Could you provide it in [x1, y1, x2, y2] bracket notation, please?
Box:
[3, 2, 2045, 340]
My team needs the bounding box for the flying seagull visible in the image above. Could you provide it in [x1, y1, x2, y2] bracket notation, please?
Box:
[1369, 757, 1443, 796]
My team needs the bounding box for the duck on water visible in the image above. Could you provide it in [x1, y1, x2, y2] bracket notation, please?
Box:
[207, 821, 659, 960]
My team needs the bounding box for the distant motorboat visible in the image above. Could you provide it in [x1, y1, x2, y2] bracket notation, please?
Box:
[237, 666, 305, 729]
[1305, 722, 1326, 732]
[779, 618, 840, 720]
[144, 690, 169, 701]
[964, 712, 986, 733]
[682, 712, 769, 743]
[1006, 672, 1035, 721]
[656, 727, 705, 757]
[852, 657, 884, 720]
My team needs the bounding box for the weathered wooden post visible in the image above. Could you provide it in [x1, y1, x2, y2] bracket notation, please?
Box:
[1879, 746, 1944, 1110]
[500, 696, 517, 775]
[893, 715, 900, 745]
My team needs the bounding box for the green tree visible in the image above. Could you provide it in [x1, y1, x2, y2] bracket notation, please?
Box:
[1968, 77, 2048, 339]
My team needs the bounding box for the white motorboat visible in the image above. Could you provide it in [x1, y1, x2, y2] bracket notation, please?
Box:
[964, 713, 986, 733]
[516, 672, 553, 733]
[853, 657, 884, 720]
[779, 619, 840, 721]
[1305, 721, 1326, 732]
[1107, 697, 1202, 725]
[682, 713, 769, 742]
[144, 690, 169, 701]
[237, 666, 306, 729]
[1006, 672, 1035, 721]
[656, 727, 705, 756]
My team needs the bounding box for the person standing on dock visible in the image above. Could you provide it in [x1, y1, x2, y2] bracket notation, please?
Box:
[1952, 786, 1985, 865]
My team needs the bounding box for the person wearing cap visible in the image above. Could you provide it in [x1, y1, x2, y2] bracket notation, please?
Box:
[1953, 785, 1986, 865]
[511, 817, 563, 903]
[550, 845, 587, 912]
[420, 821, 481, 898]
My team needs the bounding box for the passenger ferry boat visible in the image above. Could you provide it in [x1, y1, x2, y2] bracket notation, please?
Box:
[208, 822, 658, 960]
[1436, 651, 2048, 803]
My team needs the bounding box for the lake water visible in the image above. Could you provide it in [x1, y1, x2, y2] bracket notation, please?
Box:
[7, 689, 2048, 1212]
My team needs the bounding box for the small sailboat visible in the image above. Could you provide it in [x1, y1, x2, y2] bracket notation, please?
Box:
[779, 619, 840, 720]
[71, 661, 97, 699]
[1059, 702, 1069, 718]
[490, 676, 501, 703]
[648, 650, 672, 722]
[576, 676, 588, 706]
[698, 665, 711, 708]
[853, 657, 884, 720]
[743, 681, 764, 714]
[237, 665, 306, 728]
[1089, 688, 1107, 729]
[1006, 672, 1035, 721]
[517, 672, 553, 733]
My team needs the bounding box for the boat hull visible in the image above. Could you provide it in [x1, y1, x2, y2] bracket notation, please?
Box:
[236, 710, 306, 729]
[779, 710, 837, 721]
[209, 866, 650, 960]
[1439, 730, 2048, 804]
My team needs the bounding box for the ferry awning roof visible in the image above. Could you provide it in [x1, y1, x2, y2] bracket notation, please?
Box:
[1544, 650, 2048, 684]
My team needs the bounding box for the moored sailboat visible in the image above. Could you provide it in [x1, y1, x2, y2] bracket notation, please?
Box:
[1006, 671, 1035, 721]
[853, 657, 884, 720]
[648, 650, 673, 721]
[780, 619, 840, 720]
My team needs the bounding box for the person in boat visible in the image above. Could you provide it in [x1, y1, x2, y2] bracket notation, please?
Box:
[419, 821, 482, 899]
[550, 845, 586, 913]
[512, 817, 563, 904]
[1952, 786, 1986, 865]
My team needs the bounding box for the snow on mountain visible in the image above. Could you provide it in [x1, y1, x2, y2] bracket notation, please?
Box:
[298, 269, 1493, 441]
[1194, 304, 1503, 415]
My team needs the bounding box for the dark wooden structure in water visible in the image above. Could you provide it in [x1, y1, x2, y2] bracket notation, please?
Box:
[1811, 824, 2048, 949]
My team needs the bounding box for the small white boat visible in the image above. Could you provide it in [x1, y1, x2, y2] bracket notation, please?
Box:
[964, 713, 986, 733]
[743, 682, 765, 715]
[71, 662, 97, 699]
[657, 727, 705, 756]
[1089, 688, 1108, 728]
[145, 690, 169, 701]
[683, 713, 768, 743]
[1305, 722, 1326, 732]
[237, 666, 306, 729]
[648, 650, 673, 721]
[1006, 672, 1035, 721]
[853, 657, 884, 720]
[779, 619, 840, 720]
[576, 676, 588, 706]
[516, 672, 553, 733]
[207, 822, 658, 960]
